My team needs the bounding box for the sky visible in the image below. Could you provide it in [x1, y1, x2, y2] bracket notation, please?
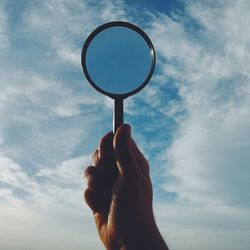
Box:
[0, 0, 250, 249]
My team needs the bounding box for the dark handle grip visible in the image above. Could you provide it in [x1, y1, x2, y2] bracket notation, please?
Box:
[113, 98, 124, 134]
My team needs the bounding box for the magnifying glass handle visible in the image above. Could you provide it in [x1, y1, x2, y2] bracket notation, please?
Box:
[113, 98, 124, 134]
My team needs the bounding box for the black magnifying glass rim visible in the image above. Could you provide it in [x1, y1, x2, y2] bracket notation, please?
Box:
[81, 21, 156, 99]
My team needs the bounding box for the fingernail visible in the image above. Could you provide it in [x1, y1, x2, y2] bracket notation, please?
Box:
[118, 124, 131, 148]
[123, 124, 131, 138]
[97, 147, 101, 159]
[98, 131, 113, 159]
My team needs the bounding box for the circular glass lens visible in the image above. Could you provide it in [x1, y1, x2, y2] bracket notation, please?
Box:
[84, 26, 153, 95]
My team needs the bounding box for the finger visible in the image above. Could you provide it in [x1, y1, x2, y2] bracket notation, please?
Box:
[93, 131, 118, 181]
[92, 131, 115, 168]
[84, 188, 108, 230]
[84, 166, 107, 193]
[94, 212, 107, 233]
[84, 166, 114, 197]
[131, 139, 150, 179]
[84, 166, 99, 191]
[98, 131, 114, 161]
[113, 124, 141, 178]
[99, 131, 117, 176]
[92, 149, 100, 167]
[84, 165, 96, 177]
[84, 187, 101, 213]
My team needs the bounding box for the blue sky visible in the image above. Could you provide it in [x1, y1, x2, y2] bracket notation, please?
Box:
[0, 0, 250, 249]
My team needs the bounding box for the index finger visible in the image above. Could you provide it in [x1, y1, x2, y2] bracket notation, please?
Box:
[92, 131, 118, 180]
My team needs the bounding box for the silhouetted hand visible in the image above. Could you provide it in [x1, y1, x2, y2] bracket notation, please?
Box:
[84, 124, 168, 250]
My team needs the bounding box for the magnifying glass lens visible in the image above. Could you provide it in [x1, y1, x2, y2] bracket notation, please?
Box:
[85, 26, 153, 95]
[82, 22, 156, 132]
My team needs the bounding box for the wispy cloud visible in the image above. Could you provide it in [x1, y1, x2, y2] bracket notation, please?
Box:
[0, 2, 8, 50]
[155, 203, 250, 250]
[21, 0, 129, 69]
[0, 1, 129, 249]
[148, 0, 250, 206]
[1, 0, 250, 249]
[140, 1, 250, 248]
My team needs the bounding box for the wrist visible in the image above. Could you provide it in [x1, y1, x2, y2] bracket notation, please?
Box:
[119, 226, 168, 250]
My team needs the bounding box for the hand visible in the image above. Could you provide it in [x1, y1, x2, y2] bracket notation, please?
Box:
[84, 124, 168, 250]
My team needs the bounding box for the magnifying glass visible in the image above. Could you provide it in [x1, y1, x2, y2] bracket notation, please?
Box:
[81, 21, 156, 133]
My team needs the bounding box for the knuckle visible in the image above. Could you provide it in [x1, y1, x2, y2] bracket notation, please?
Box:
[83, 166, 95, 178]
[84, 171, 100, 191]
[83, 188, 94, 205]
[87, 176, 96, 188]
[83, 187, 90, 200]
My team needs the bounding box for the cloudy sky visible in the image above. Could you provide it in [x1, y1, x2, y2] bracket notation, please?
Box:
[0, 0, 250, 249]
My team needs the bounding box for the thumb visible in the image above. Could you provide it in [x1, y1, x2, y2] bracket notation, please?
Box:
[113, 124, 140, 177]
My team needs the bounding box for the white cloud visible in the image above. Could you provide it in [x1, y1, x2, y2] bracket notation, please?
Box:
[0, 1, 128, 249]
[165, 97, 250, 205]
[146, 0, 250, 207]
[0, 150, 87, 210]
[0, 153, 38, 193]
[55, 44, 81, 67]
[0, 2, 8, 50]
[0, 59, 103, 249]
[155, 203, 250, 250]
[0, 151, 100, 250]
[0, 69, 101, 172]
[22, 0, 129, 67]
[0, 197, 102, 250]
[36, 155, 91, 194]
[1, 0, 250, 249]
[141, 2, 250, 249]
